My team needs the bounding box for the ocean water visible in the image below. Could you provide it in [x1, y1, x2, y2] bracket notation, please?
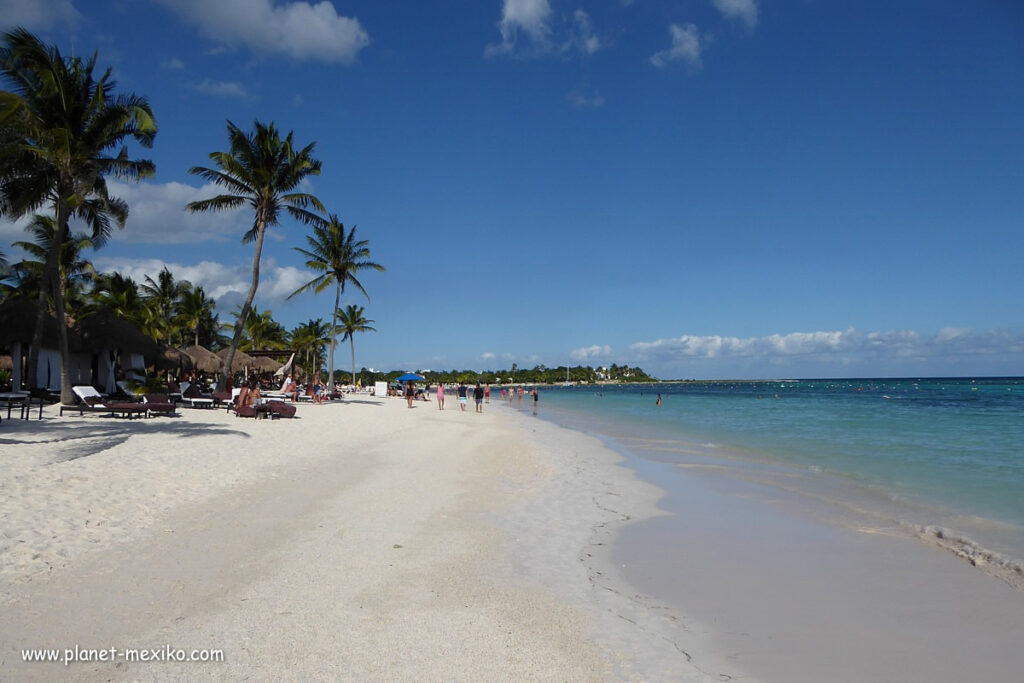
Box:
[515, 378, 1024, 574]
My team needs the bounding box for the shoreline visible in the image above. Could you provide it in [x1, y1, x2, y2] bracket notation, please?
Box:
[522, 398, 1024, 681]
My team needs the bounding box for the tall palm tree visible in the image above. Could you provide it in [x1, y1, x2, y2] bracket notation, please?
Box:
[0, 28, 156, 403]
[187, 120, 322, 390]
[141, 267, 190, 344]
[336, 304, 375, 387]
[289, 216, 383, 386]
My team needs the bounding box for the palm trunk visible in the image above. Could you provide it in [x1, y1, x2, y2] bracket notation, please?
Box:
[27, 203, 66, 392]
[350, 336, 356, 387]
[219, 224, 266, 391]
[54, 245, 73, 405]
[328, 281, 340, 390]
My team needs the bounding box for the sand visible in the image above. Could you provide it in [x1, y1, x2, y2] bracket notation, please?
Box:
[4, 394, 1021, 682]
[0, 397, 704, 681]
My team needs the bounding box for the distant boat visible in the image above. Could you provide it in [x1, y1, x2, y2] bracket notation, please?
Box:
[563, 367, 575, 386]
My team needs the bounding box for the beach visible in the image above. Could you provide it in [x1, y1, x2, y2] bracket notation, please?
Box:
[2, 396, 1023, 681]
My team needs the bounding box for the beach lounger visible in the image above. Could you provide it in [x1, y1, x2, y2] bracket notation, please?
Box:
[59, 386, 147, 419]
[179, 381, 215, 408]
[267, 401, 296, 418]
[143, 394, 177, 417]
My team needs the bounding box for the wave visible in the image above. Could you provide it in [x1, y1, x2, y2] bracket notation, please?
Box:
[911, 525, 1024, 590]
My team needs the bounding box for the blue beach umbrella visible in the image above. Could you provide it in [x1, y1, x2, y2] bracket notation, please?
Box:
[396, 372, 425, 383]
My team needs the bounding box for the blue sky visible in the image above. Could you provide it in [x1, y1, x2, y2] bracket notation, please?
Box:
[2, 0, 1022, 379]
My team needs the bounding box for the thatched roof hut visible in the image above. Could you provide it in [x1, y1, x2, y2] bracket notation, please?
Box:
[217, 347, 256, 372]
[183, 345, 223, 373]
[75, 311, 159, 357]
[0, 298, 83, 349]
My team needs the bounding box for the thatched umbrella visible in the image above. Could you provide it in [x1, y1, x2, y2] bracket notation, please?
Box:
[0, 355, 12, 371]
[75, 311, 159, 357]
[158, 346, 195, 372]
[251, 355, 282, 372]
[0, 298, 83, 349]
[217, 347, 256, 372]
[183, 344, 223, 373]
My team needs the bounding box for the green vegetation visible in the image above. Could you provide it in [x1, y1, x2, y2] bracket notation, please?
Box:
[0, 29, 384, 397]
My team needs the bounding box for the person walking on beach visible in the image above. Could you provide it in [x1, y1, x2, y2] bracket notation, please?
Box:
[457, 382, 468, 411]
[484, 383, 491, 404]
[474, 383, 485, 413]
[405, 381, 415, 408]
[436, 382, 445, 410]
[531, 386, 539, 414]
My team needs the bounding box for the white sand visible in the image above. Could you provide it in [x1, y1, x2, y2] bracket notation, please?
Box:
[0, 398, 710, 681]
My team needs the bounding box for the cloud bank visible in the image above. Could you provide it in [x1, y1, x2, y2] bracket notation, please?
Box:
[156, 0, 370, 63]
[0, 0, 79, 31]
[626, 327, 1024, 376]
[571, 344, 612, 361]
[91, 256, 309, 314]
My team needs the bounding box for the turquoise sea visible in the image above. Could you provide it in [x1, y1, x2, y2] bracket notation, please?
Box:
[515, 378, 1024, 573]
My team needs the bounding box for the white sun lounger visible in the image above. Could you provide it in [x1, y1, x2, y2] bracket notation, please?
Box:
[178, 381, 215, 408]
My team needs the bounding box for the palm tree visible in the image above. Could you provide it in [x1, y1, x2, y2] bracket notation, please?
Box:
[176, 284, 216, 347]
[141, 267, 190, 344]
[290, 318, 330, 377]
[336, 304, 375, 387]
[289, 216, 383, 387]
[11, 214, 96, 315]
[187, 120, 322, 390]
[242, 307, 288, 351]
[89, 272, 147, 326]
[0, 28, 156, 403]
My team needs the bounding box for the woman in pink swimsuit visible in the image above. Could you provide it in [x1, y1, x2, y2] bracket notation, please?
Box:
[436, 382, 445, 410]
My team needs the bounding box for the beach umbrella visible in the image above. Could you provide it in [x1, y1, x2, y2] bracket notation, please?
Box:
[183, 345, 223, 373]
[75, 310, 158, 355]
[396, 372, 425, 383]
[216, 347, 256, 372]
[274, 353, 295, 378]
[0, 298, 83, 349]
[157, 346, 195, 372]
[251, 355, 282, 372]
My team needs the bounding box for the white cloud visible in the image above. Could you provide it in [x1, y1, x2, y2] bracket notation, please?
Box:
[650, 23, 702, 69]
[486, 0, 552, 57]
[563, 9, 601, 55]
[482, 352, 497, 361]
[566, 88, 605, 108]
[90, 256, 308, 314]
[190, 79, 248, 98]
[712, 0, 759, 30]
[162, 57, 185, 70]
[156, 0, 370, 63]
[0, 0, 79, 31]
[628, 328, 1024, 366]
[0, 180, 253, 247]
[571, 344, 612, 361]
[104, 180, 250, 245]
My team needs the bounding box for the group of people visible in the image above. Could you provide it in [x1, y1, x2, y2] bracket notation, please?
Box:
[399, 382, 540, 414]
